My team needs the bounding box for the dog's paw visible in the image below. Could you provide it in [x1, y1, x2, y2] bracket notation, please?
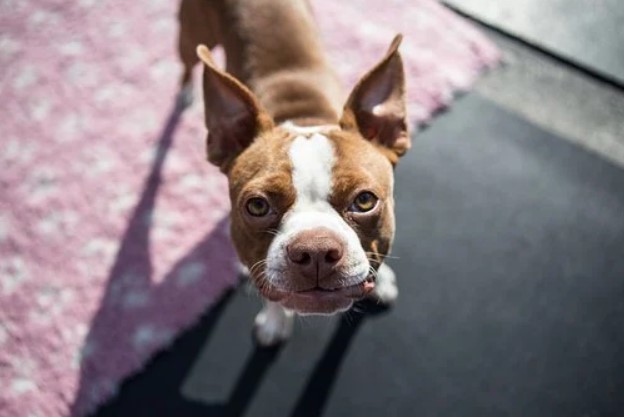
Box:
[176, 82, 194, 109]
[254, 302, 294, 347]
[369, 263, 398, 305]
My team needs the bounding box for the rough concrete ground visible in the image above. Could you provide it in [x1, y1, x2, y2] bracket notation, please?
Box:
[473, 29, 624, 168]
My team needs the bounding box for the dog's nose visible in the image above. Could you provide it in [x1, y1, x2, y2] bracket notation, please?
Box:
[286, 228, 345, 284]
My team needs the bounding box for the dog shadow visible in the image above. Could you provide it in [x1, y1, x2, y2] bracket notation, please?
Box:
[89, 292, 388, 417]
[197, 303, 387, 417]
[288, 300, 389, 417]
[70, 98, 237, 416]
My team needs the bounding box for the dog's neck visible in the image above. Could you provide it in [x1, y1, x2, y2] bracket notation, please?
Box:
[221, 0, 342, 125]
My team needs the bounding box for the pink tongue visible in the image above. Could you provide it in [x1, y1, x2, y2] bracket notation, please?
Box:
[363, 281, 376, 292]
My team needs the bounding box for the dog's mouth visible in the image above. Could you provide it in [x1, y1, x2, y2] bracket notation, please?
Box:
[258, 276, 375, 315]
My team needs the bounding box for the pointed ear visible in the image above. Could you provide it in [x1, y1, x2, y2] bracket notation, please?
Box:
[197, 45, 274, 172]
[340, 35, 409, 163]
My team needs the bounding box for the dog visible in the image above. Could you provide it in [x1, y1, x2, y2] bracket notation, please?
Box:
[177, 0, 409, 346]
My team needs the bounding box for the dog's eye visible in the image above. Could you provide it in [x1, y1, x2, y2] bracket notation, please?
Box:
[350, 192, 378, 213]
[246, 197, 271, 217]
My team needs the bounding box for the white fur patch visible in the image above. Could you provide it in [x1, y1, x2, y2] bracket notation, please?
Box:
[280, 121, 338, 136]
[289, 133, 335, 206]
[265, 132, 369, 288]
[254, 301, 294, 346]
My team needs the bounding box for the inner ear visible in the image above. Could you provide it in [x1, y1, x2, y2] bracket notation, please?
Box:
[197, 45, 274, 172]
[340, 35, 410, 162]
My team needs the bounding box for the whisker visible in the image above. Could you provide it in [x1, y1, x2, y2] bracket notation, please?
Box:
[262, 229, 279, 237]
[368, 265, 379, 283]
[248, 259, 267, 277]
[364, 251, 400, 260]
[343, 310, 353, 325]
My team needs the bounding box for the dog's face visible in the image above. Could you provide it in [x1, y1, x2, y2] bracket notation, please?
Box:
[228, 126, 397, 314]
[198, 36, 409, 315]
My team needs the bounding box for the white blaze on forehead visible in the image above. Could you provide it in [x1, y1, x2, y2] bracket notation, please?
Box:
[288, 133, 335, 205]
[280, 121, 339, 136]
[264, 130, 370, 289]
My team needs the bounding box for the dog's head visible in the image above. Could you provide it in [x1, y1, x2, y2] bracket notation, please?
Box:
[197, 36, 409, 315]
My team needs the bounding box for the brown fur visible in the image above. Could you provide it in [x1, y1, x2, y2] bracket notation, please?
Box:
[179, 0, 342, 124]
[327, 130, 396, 269]
[227, 129, 297, 269]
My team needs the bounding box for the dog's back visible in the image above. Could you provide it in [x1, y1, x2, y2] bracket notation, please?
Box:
[178, 0, 342, 124]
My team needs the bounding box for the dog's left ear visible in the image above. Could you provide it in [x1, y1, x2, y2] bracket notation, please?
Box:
[340, 34, 409, 164]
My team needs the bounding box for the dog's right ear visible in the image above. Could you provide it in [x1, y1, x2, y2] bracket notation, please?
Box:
[197, 45, 274, 172]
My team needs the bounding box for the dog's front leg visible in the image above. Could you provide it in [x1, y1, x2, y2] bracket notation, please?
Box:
[369, 263, 399, 304]
[254, 301, 294, 347]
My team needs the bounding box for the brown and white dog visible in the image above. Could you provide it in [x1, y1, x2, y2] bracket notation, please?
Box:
[178, 0, 410, 346]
